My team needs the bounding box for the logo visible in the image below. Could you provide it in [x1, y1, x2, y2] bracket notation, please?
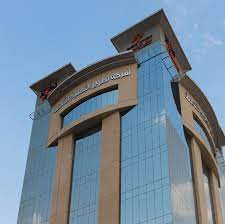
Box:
[165, 35, 179, 72]
[40, 83, 57, 101]
[127, 33, 152, 52]
[132, 33, 144, 45]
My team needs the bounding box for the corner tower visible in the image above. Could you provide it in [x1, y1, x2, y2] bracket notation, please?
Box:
[17, 9, 225, 224]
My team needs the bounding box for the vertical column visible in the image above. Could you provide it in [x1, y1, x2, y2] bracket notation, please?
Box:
[50, 134, 74, 224]
[190, 138, 208, 224]
[48, 112, 61, 146]
[98, 112, 121, 224]
[210, 171, 223, 224]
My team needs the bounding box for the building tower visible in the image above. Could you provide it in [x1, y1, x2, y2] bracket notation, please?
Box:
[18, 9, 225, 224]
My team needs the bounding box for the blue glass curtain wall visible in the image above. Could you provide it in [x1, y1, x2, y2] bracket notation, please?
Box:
[203, 167, 215, 224]
[17, 100, 57, 224]
[63, 89, 118, 127]
[69, 131, 102, 224]
[216, 150, 225, 222]
[120, 41, 197, 224]
[194, 118, 211, 151]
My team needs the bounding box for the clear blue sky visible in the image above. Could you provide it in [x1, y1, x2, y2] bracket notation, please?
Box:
[0, 0, 224, 223]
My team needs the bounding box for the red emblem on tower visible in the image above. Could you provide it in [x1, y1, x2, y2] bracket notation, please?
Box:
[127, 33, 152, 52]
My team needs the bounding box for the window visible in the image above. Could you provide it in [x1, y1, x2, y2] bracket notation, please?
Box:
[194, 117, 212, 152]
[120, 41, 173, 224]
[63, 89, 118, 127]
[69, 131, 102, 224]
[203, 167, 215, 224]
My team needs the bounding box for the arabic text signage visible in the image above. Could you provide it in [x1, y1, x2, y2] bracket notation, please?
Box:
[54, 69, 131, 113]
[185, 92, 212, 133]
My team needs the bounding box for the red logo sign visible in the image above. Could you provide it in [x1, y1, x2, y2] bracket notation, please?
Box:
[40, 83, 57, 101]
[132, 33, 144, 45]
[165, 35, 179, 72]
[127, 33, 152, 52]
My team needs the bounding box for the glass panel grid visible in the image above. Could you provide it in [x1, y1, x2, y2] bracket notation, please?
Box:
[203, 167, 215, 224]
[17, 100, 57, 224]
[120, 41, 197, 224]
[121, 41, 172, 224]
[63, 89, 118, 127]
[69, 131, 102, 224]
[194, 118, 211, 151]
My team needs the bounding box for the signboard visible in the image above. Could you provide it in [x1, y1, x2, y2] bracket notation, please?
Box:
[53, 69, 131, 113]
[185, 92, 212, 134]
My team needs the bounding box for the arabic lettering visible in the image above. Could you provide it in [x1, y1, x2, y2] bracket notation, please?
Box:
[54, 69, 131, 113]
[185, 92, 212, 134]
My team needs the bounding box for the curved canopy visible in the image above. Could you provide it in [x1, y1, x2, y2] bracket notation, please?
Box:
[47, 51, 137, 106]
[180, 75, 225, 148]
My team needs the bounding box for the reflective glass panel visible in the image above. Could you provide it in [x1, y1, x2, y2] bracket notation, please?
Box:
[63, 89, 118, 127]
[69, 131, 101, 224]
[203, 167, 215, 224]
[194, 118, 211, 151]
[121, 41, 173, 224]
[216, 150, 225, 222]
[120, 40, 197, 224]
[17, 100, 57, 224]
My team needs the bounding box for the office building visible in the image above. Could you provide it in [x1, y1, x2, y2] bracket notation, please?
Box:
[17, 9, 225, 224]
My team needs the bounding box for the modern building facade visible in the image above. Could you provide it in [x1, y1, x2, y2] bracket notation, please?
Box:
[17, 9, 225, 224]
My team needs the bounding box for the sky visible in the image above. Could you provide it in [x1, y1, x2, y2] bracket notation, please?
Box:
[0, 0, 225, 223]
